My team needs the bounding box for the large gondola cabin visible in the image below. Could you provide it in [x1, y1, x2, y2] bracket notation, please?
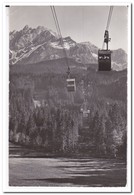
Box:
[98, 49, 111, 71]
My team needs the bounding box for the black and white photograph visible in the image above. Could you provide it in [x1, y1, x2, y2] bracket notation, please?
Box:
[1, 2, 132, 193]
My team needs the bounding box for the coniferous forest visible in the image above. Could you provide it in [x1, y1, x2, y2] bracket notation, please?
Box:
[9, 61, 127, 159]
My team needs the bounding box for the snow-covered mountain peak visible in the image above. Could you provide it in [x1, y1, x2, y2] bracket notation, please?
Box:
[9, 25, 127, 71]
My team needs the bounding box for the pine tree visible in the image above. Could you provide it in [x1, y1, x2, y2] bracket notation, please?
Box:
[26, 113, 37, 146]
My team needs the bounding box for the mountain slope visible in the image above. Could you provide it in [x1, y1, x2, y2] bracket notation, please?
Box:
[9, 25, 127, 71]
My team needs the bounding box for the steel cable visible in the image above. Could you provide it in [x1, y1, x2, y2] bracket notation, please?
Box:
[102, 6, 114, 49]
[50, 6, 70, 74]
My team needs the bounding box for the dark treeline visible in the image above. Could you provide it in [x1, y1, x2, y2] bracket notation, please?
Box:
[85, 103, 127, 158]
[9, 86, 80, 154]
[9, 70, 127, 159]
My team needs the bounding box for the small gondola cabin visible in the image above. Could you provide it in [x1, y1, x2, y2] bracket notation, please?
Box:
[67, 78, 76, 92]
[98, 49, 111, 71]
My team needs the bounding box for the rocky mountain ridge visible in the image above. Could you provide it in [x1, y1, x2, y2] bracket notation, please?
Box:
[9, 25, 127, 71]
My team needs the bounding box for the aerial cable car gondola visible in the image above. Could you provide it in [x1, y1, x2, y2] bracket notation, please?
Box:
[50, 6, 76, 92]
[66, 67, 76, 92]
[98, 6, 114, 71]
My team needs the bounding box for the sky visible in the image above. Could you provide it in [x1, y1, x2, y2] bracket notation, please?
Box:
[9, 6, 128, 52]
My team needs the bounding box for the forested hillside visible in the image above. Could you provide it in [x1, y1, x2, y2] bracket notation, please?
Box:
[9, 58, 127, 159]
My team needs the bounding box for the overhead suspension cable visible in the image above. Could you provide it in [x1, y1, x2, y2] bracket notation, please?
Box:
[102, 6, 114, 49]
[50, 6, 70, 76]
[50, 6, 60, 37]
[106, 6, 114, 31]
